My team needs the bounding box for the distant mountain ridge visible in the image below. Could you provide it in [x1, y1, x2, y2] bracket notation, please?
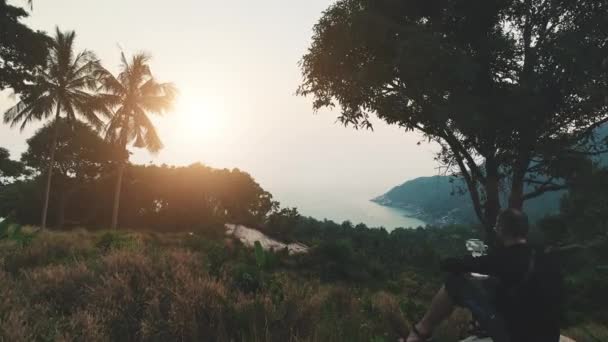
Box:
[374, 126, 608, 226]
[372, 175, 563, 226]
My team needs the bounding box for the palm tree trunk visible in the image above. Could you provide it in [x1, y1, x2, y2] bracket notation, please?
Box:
[110, 161, 125, 230]
[111, 114, 130, 231]
[41, 106, 61, 230]
[57, 191, 67, 229]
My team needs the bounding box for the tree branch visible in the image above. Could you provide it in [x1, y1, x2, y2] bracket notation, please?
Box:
[572, 116, 608, 143]
[523, 178, 561, 186]
[523, 184, 567, 201]
[522, 0, 534, 81]
[442, 130, 487, 184]
[563, 149, 608, 156]
[546, 234, 608, 254]
[452, 148, 485, 225]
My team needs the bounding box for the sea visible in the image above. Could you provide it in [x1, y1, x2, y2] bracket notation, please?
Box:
[270, 185, 425, 231]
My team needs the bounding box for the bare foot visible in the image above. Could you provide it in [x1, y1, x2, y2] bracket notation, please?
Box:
[404, 324, 431, 342]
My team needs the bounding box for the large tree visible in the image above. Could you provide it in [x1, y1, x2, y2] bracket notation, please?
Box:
[21, 119, 113, 228]
[0, 0, 48, 94]
[3, 28, 107, 229]
[96, 52, 176, 230]
[299, 0, 608, 240]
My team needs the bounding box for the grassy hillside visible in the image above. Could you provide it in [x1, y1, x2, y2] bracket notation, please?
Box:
[0, 223, 605, 341]
[0, 227, 470, 342]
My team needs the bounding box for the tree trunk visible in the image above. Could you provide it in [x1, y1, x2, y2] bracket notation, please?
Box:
[110, 162, 125, 230]
[57, 191, 66, 229]
[509, 178, 525, 209]
[41, 107, 61, 230]
[509, 152, 531, 210]
[484, 157, 501, 245]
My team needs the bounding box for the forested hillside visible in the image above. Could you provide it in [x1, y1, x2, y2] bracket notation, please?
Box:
[374, 126, 608, 226]
[373, 175, 564, 225]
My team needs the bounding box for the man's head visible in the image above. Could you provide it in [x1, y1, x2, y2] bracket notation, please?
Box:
[495, 208, 529, 245]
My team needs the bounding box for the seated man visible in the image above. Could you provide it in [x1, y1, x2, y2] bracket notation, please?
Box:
[406, 208, 563, 342]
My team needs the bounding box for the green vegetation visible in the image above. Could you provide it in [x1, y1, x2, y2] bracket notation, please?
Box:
[0, 218, 605, 341]
[0, 0, 48, 94]
[0, 227, 454, 341]
[0, 148, 24, 185]
[374, 175, 563, 225]
[0, 160, 274, 231]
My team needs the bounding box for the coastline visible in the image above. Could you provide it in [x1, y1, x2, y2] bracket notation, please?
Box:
[370, 195, 462, 227]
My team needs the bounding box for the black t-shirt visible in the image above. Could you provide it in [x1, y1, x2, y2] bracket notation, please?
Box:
[441, 244, 563, 342]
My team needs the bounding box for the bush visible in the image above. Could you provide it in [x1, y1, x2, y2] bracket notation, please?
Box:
[95, 231, 139, 252]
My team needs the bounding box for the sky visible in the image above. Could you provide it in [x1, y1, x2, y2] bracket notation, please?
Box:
[1, 0, 439, 209]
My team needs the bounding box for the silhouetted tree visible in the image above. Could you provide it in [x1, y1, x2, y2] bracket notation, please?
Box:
[0, 148, 24, 186]
[22, 119, 113, 228]
[264, 207, 300, 241]
[0, 0, 48, 94]
[96, 52, 176, 230]
[299, 0, 608, 240]
[3, 28, 107, 229]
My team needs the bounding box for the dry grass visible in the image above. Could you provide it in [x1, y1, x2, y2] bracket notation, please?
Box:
[1, 230, 421, 341]
[3, 229, 588, 342]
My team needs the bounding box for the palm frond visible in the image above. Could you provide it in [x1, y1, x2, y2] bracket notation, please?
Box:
[95, 67, 125, 95]
[19, 96, 56, 131]
[3, 101, 32, 127]
[140, 81, 177, 114]
[134, 107, 163, 152]
[2, 28, 106, 133]
[104, 108, 127, 143]
[101, 51, 174, 154]
[69, 50, 97, 77]
[69, 92, 104, 130]
[52, 28, 76, 79]
[62, 102, 77, 123]
[3, 92, 56, 131]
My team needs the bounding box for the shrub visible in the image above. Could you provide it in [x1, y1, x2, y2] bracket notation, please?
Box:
[95, 231, 140, 252]
[3, 231, 95, 274]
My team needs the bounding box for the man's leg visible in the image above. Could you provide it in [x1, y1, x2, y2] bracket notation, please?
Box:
[405, 285, 455, 342]
[405, 275, 508, 342]
[444, 275, 509, 342]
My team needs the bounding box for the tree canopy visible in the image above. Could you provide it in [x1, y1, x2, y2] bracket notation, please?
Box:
[0, 0, 48, 94]
[16, 119, 114, 227]
[299, 0, 608, 238]
[22, 119, 114, 181]
[0, 159, 275, 230]
[0, 148, 23, 186]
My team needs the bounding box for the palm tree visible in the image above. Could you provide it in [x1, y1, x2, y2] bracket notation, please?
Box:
[3, 28, 106, 230]
[96, 52, 176, 230]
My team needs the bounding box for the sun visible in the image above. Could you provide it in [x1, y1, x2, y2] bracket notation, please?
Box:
[174, 95, 226, 143]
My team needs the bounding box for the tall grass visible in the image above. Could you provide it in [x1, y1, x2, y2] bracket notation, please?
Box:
[0, 230, 417, 341]
[2, 229, 598, 341]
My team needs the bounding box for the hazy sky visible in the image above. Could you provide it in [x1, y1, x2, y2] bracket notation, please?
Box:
[1, 0, 439, 207]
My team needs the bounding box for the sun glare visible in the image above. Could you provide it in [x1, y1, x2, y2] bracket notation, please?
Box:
[174, 95, 226, 143]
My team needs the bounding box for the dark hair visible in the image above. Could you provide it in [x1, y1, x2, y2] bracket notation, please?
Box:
[497, 208, 529, 239]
